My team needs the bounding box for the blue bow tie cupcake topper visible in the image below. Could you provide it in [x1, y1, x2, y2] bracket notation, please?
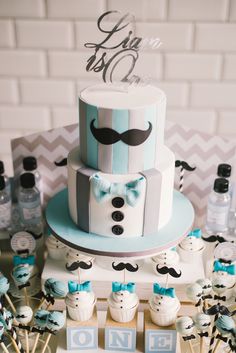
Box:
[112, 282, 135, 293]
[188, 228, 202, 238]
[68, 280, 92, 294]
[153, 283, 176, 298]
[214, 260, 236, 275]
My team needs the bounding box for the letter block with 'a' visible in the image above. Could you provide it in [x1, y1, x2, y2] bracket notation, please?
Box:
[66, 309, 98, 350]
[144, 310, 178, 353]
[105, 310, 137, 352]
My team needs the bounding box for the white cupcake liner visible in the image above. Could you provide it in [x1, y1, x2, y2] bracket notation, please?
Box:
[149, 305, 179, 327]
[47, 246, 66, 260]
[67, 301, 96, 322]
[177, 245, 205, 263]
[109, 302, 139, 323]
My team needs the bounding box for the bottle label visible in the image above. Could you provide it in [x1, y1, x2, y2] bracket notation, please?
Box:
[0, 200, 11, 229]
[20, 200, 41, 224]
[207, 205, 229, 227]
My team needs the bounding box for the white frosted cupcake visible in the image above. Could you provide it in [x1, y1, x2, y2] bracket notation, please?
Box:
[149, 283, 180, 327]
[65, 248, 94, 273]
[108, 282, 139, 323]
[212, 263, 236, 301]
[151, 249, 180, 276]
[65, 280, 96, 321]
[46, 235, 67, 260]
[178, 228, 205, 263]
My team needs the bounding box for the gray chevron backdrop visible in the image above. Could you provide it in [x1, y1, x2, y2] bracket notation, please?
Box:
[11, 121, 236, 227]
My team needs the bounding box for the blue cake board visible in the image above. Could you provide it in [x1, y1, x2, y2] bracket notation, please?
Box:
[45, 189, 194, 258]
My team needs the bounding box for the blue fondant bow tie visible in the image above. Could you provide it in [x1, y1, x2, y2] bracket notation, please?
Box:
[13, 255, 35, 266]
[112, 282, 135, 293]
[91, 174, 145, 207]
[153, 283, 175, 298]
[188, 228, 202, 238]
[68, 281, 91, 293]
[214, 261, 236, 275]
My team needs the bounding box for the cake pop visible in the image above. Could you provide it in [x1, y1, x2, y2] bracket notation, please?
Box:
[108, 282, 139, 323]
[0, 275, 16, 313]
[44, 278, 67, 299]
[193, 313, 211, 353]
[31, 310, 50, 353]
[12, 264, 31, 306]
[149, 283, 180, 326]
[66, 280, 96, 322]
[176, 316, 195, 353]
[15, 306, 33, 353]
[186, 283, 203, 307]
[214, 316, 236, 353]
[41, 311, 65, 353]
[196, 278, 212, 299]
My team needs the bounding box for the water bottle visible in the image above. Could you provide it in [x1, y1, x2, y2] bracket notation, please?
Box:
[0, 175, 11, 230]
[18, 173, 42, 227]
[22, 156, 43, 203]
[0, 161, 11, 197]
[205, 178, 230, 234]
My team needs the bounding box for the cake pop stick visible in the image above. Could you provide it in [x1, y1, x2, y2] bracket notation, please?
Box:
[176, 316, 196, 353]
[12, 265, 30, 306]
[0, 307, 23, 353]
[41, 311, 65, 353]
[31, 310, 49, 353]
[0, 323, 10, 353]
[0, 275, 16, 313]
[193, 313, 211, 353]
[15, 306, 33, 353]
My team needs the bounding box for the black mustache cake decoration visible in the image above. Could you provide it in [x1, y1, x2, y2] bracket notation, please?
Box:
[90, 119, 152, 146]
[66, 261, 93, 272]
[155, 264, 182, 278]
[112, 262, 139, 272]
[175, 160, 196, 193]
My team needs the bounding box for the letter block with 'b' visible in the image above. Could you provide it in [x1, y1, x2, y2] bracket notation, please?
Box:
[144, 310, 178, 353]
[66, 309, 98, 350]
[104, 309, 137, 352]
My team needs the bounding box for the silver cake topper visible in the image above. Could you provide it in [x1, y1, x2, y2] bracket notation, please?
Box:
[84, 11, 162, 85]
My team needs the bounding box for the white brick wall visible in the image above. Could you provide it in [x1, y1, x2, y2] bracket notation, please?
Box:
[0, 0, 236, 175]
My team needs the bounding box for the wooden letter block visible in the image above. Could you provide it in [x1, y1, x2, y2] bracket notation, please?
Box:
[144, 310, 178, 353]
[66, 308, 98, 350]
[105, 309, 137, 352]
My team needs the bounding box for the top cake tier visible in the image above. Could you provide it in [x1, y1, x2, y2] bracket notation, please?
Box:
[79, 84, 166, 174]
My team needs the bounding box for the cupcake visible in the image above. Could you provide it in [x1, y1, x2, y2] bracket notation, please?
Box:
[151, 248, 180, 276]
[65, 248, 94, 273]
[178, 228, 205, 263]
[108, 282, 139, 323]
[46, 235, 67, 260]
[66, 281, 96, 322]
[149, 283, 180, 327]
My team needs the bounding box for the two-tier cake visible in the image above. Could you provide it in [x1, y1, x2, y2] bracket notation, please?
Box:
[67, 83, 175, 238]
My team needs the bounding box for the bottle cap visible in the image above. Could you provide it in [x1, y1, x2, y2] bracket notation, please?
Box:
[0, 161, 4, 175]
[20, 173, 35, 188]
[0, 176, 5, 191]
[217, 164, 231, 178]
[214, 178, 229, 193]
[23, 156, 37, 171]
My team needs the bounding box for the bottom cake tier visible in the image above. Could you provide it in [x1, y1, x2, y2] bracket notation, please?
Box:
[68, 145, 175, 238]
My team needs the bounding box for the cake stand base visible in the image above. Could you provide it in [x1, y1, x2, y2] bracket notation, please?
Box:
[45, 189, 194, 259]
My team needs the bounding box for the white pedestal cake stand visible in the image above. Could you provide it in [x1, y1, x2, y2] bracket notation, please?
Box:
[45, 188, 194, 259]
